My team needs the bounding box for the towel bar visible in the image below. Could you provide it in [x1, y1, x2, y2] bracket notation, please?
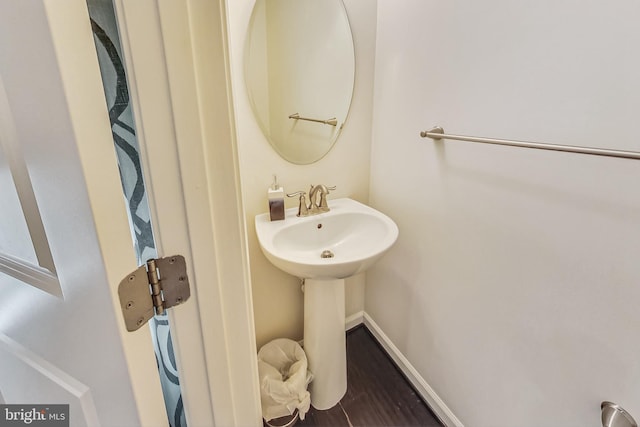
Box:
[420, 126, 640, 160]
[289, 113, 338, 127]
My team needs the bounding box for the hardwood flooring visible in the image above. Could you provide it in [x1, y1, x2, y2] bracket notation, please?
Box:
[297, 326, 443, 427]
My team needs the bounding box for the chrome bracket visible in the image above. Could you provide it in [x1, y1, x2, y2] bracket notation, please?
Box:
[118, 255, 191, 332]
[602, 401, 637, 427]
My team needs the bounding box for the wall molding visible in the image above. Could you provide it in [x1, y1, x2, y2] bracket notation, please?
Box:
[362, 312, 464, 427]
[345, 310, 364, 331]
[309, 310, 464, 427]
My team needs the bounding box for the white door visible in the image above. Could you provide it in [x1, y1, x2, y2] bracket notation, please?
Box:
[0, 1, 168, 426]
[1, 1, 263, 427]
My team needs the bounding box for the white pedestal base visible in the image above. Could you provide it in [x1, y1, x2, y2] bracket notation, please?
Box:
[303, 278, 347, 410]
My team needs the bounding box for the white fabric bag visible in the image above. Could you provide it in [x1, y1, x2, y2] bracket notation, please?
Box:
[257, 338, 314, 421]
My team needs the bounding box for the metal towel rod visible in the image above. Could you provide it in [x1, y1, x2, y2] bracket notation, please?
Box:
[289, 113, 338, 127]
[420, 126, 640, 160]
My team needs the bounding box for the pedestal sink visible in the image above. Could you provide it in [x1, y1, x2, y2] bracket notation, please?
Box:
[255, 198, 398, 410]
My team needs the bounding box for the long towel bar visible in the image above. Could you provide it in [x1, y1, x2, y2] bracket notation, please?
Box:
[289, 113, 338, 127]
[420, 126, 640, 160]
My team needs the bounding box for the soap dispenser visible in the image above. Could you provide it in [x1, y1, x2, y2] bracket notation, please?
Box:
[268, 175, 285, 221]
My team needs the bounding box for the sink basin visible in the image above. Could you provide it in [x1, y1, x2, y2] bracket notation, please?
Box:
[255, 198, 398, 280]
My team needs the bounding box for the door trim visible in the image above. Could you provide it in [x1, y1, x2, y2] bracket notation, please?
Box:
[112, 0, 261, 425]
[0, 333, 101, 426]
[0, 77, 60, 297]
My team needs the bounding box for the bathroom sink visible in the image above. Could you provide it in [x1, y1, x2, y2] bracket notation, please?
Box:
[256, 197, 398, 409]
[255, 198, 398, 280]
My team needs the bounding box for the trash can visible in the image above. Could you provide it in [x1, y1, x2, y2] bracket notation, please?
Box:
[258, 338, 313, 426]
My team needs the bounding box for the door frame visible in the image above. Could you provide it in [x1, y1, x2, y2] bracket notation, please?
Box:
[112, 0, 261, 425]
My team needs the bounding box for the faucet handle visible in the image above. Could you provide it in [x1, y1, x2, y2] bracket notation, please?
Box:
[286, 191, 308, 217]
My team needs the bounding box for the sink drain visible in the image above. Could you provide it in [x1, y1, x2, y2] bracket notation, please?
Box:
[320, 250, 334, 259]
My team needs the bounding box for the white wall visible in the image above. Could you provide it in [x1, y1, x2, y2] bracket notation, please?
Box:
[227, 0, 377, 347]
[367, 1, 640, 426]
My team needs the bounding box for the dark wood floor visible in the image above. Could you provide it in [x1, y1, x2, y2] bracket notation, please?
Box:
[298, 326, 443, 427]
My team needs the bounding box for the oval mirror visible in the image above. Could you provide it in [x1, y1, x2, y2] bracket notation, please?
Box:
[244, 0, 355, 164]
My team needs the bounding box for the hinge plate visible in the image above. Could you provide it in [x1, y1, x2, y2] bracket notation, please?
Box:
[118, 255, 191, 332]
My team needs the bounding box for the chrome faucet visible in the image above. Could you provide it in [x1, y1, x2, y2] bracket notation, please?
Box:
[308, 184, 336, 214]
[286, 184, 336, 217]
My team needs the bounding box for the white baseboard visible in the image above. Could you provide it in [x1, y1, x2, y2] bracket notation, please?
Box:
[345, 310, 364, 331]
[304, 310, 463, 426]
[363, 312, 464, 427]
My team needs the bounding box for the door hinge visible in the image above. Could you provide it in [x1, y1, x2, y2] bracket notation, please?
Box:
[118, 255, 191, 332]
